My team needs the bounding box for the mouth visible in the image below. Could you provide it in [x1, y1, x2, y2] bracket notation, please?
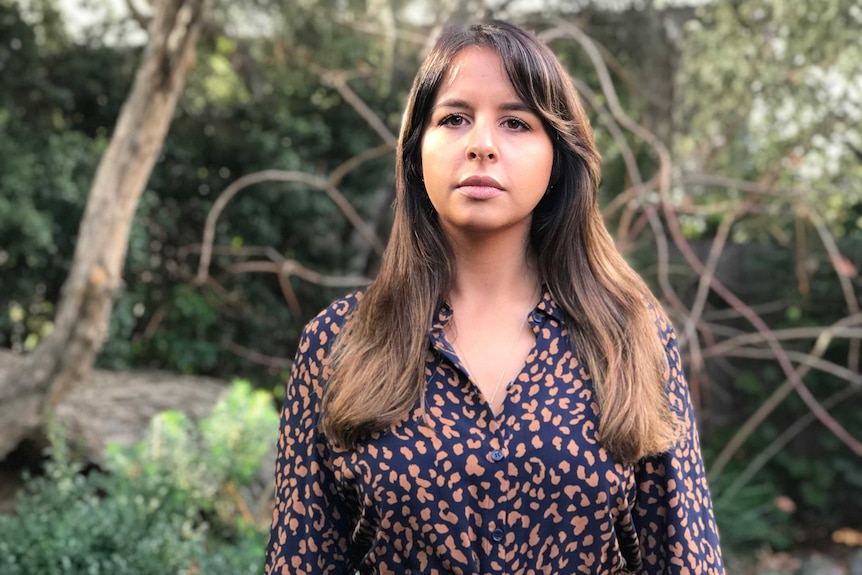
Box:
[456, 176, 504, 200]
[458, 175, 503, 189]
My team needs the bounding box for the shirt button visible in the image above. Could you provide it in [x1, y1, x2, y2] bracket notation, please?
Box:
[492, 528, 504, 542]
[490, 449, 504, 462]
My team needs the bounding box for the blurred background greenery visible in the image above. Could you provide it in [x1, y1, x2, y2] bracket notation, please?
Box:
[0, 0, 860, 573]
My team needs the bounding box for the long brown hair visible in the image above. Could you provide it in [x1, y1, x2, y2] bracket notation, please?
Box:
[319, 20, 678, 464]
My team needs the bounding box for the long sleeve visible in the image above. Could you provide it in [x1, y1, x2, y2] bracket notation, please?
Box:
[265, 313, 353, 575]
[632, 321, 725, 575]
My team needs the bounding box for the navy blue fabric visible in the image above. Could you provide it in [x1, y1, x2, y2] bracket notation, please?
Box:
[266, 290, 724, 574]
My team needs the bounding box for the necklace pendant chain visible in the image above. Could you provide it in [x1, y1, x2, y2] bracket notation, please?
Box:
[450, 302, 535, 412]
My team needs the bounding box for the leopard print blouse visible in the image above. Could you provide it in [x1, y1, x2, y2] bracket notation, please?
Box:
[266, 290, 724, 574]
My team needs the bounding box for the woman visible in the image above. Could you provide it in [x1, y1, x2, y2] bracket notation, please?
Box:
[266, 20, 724, 575]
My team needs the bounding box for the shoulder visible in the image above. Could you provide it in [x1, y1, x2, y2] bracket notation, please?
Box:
[645, 300, 677, 345]
[306, 291, 364, 331]
[298, 290, 364, 351]
[287, 291, 363, 399]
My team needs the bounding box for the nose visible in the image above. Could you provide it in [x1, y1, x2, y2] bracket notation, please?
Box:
[465, 120, 497, 161]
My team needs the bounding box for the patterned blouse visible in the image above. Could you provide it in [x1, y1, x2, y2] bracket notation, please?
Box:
[266, 290, 724, 574]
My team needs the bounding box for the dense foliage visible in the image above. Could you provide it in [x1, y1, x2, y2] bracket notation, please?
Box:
[0, 381, 278, 574]
[1, 0, 404, 387]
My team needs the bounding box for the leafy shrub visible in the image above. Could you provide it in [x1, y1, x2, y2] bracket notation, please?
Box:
[0, 380, 278, 575]
[711, 479, 794, 553]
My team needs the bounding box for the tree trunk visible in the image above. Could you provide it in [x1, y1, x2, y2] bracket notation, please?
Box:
[0, 0, 206, 459]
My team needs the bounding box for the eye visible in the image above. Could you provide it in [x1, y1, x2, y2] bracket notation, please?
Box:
[440, 114, 466, 127]
[503, 117, 530, 131]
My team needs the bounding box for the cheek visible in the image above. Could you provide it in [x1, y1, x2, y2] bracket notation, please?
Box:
[421, 129, 437, 156]
[530, 142, 555, 191]
[420, 134, 432, 181]
[420, 134, 447, 186]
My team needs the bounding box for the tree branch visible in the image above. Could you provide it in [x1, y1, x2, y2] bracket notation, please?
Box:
[708, 314, 862, 477]
[544, 21, 862, 459]
[195, 169, 384, 285]
[313, 67, 398, 146]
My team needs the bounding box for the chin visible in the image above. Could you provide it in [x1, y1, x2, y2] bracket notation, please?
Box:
[447, 217, 530, 237]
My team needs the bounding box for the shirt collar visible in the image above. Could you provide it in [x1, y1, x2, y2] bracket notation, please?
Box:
[432, 301, 453, 333]
[431, 286, 566, 332]
[536, 287, 566, 323]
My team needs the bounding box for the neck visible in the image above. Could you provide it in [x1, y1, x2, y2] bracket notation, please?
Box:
[444, 225, 540, 309]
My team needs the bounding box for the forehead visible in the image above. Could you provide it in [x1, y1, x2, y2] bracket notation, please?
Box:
[437, 46, 517, 98]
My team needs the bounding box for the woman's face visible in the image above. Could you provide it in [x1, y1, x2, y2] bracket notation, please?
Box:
[420, 47, 554, 239]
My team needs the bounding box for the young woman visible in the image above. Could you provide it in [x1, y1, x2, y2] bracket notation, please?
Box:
[266, 20, 724, 575]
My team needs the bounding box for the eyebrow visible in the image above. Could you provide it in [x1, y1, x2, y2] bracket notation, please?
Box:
[434, 99, 535, 113]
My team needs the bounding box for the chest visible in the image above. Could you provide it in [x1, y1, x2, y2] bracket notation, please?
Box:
[332, 347, 635, 524]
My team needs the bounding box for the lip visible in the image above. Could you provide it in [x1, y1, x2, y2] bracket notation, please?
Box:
[459, 175, 503, 189]
[457, 175, 504, 200]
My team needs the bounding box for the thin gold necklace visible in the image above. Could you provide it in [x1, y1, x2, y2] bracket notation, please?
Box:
[449, 304, 534, 412]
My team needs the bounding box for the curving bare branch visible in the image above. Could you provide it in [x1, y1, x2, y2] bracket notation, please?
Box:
[707, 313, 862, 477]
[223, 342, 293, 370]
[717, 384, 860, 503]
[313, 67, 398, 146]
[718, 347, 862, 386]
[806, 208, 861, 373]
[195, 169, 385, 285]
[124, 0, 151, 30]
[541, 27, 691, 328]
[227, 260, 370, 288]
[329, 143, 394, 186]
[544, 20, 862, 459]
[684, 208, 742, 401]
[702, 319, 862, 358]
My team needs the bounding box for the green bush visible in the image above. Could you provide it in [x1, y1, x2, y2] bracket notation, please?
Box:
[711, 479, 794, 553]
[0, 380, 278, 575]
